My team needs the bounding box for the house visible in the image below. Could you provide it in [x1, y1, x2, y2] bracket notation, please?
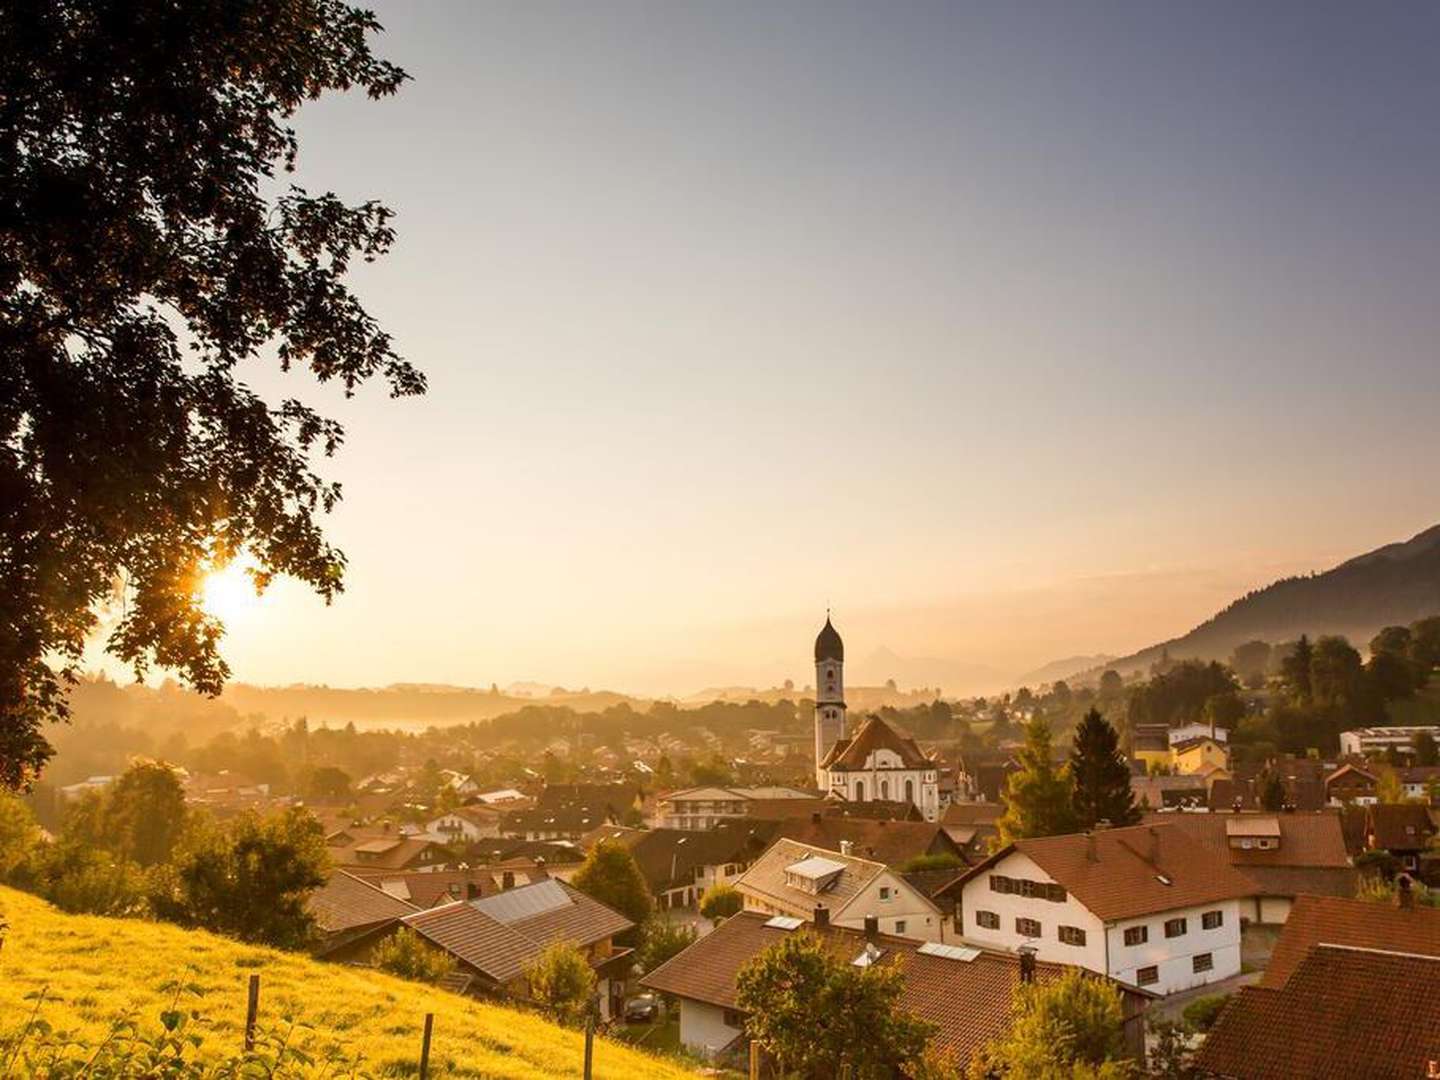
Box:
[1340, 802, 1438, 875]
[823, 799, 925, 822]
[308, 869, 420, 956]
[954, 755, 1019, 803]
[734, 838, 946, 942]
[1195, 944, 1440, 1080]
[328, 831, 455, 873]
[640, 910, 1154, 1065]
[1397, 765, 1440, 803]
[1130, 774, 1209, 812]
[1324, 762, 1378, 805]
[500, 783, 643, 840]
[652, 786, 821, 830]
[335, 879, 635, 1019]
[350, 861, 549, 908]
[1197, 878, 1440, 1078]
[771, 813, 966, 869]
[819, 715, 940, 821]
[1208, 768, 1327, 813]
[581, 821, 779, 909]
[422, 804, 503, 843]
[940, 802, 1003, 860]
[1338, 724, 1440, 758]
[1167, 722, 1228, 746]
[1169, 736, 1228, 776]
[1129, 724, 1171, 773]
[1139, 812, 1355, 924]
[949, 823, 1256, 994]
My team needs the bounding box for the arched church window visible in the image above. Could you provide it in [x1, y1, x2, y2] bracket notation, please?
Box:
[880, 780, 889, 799]
[905, 780, 915, 805]
[855, 780, 865, 802]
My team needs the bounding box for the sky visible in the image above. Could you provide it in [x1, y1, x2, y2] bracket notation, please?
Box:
[151, 1, 1440, 696]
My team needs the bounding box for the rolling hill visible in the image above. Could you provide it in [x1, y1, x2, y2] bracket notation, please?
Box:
[1101, 523, 1440, 676]
[0, 886, 698, 1079]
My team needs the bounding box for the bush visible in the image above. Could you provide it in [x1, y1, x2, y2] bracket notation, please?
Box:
[1181, 993, 1229, 1032]
[897, 853, 967, 874]
[524, 941, 597, 1027]
[27, 840, 149, 917]
[371, 927, 456, 984]
[637, 916, 695, 974]
[698, 882, 743, 922]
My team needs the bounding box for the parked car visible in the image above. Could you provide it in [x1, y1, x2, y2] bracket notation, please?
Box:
[623, 993, 659, 1023]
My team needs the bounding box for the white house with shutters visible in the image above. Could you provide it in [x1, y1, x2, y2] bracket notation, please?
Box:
[951, 823, 1254, 995]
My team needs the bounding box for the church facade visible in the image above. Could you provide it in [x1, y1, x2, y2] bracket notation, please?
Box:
[811, 616, 941, 822]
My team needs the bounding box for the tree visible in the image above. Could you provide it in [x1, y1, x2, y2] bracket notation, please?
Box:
[1280, 635, 1315, 705]
[1097, 670, 1124, 700]
[151, 808, 329, 948]
[1376, 766, 1407, 805]
[969, 969, 1131, 1079]
[1415, 729, 1439, 768]
[1, 0, 420, 790]
[1230, 641, 1273, 685]
[27, 839, 149, 916]
[736, 931, 935, 1078]
[1411, 617, 1440, 672]
[997, 716, 1078, 844]
[1310, 637, 1365, 710]
[1368, 651, 1420, 704]
[1370, 626, 1413, 660]
[699, 882, 743, 923]
[305, 765, 353, 802]
[372, 927, 456, 984]
[570, 838, 653, 936]
[637, 916, 696, 974]
[1068, 710, 1140, 830]
[1203, 692, 1246, 731]
[1258, 770, 1286, 812]
[525, 941, 597, 1027]
[0, 793, 39, 881]
[98, 761, 188, 867]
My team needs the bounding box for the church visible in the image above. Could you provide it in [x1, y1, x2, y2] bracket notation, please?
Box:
[811, 615, 941, 822]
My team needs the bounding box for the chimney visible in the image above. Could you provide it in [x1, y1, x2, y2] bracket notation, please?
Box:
[811, 811, 822, 825]
[534, 856, 546, 870]
[864, 914, 879, 941]
[1085, 832, 1098, 862]
[814, 904, 830, 929]
[1147, 826, 1159, 865]
[839, 839, 854, 857]
[1398, 873, 1415, 910]
[467, 882, 482, 900]
[1018, 945, 1037, 984]
[501, 870, 515, 890]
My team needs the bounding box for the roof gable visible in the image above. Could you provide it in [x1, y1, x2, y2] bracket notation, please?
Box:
[823, 716, 931, 772]
[1261, 894, 1440, 989]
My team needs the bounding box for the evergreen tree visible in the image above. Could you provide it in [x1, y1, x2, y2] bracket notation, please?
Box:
[1281, 635, 1314, 705]
[1069, 710, 1140, 830]
[997, 715, 1078, 844]
[1258, 770, 1286, 812]
[570, 838, 653, 940]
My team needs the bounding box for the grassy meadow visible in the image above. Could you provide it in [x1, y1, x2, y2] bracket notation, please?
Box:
[0, 886, 702, 1079]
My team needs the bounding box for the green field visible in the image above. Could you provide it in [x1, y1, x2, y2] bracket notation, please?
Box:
[0, 886, 700, 1079]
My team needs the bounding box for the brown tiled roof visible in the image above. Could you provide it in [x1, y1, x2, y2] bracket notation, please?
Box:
[308, 870, 418, 934]
[580, 822, 778, 893]
[1363, 803, 1437, 851]
[1207, 776, 1325, 813]
[1137, 812, 1354, 898]
[740, 797, 828, 820]
[770, 817, 963, 869]
[1197, 945, 1440, 1079]
[330, 835, 454, 871]
[401, 880, 632, 985]
[941, 802, 1004, 826]
[820, 716, 930, 771]
[826, 799, 925, 821]
[349, 863, 549, 908]
[735, 838, 891, 919]
[1260, 894, 1440, 989]
[956, 823, 1258, 922]
[641, 912, 1150, 1063]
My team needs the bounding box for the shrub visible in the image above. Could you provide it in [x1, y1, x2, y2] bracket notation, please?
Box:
[698, 882, 743, 922]
[637, 916, 695, 974]
[371, 927, 457, 984]
[524, 941, 597, 1027]
[1181, 993, 1229, 1032]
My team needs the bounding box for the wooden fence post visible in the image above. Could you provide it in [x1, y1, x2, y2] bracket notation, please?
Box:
[749, 1039, 761, 1080]
[583, 1005, 595, 1080]
[419, 1013, 434, 1080]
[243, 974, 260, 1053]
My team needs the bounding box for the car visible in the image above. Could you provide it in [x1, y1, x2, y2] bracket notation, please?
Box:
[623, 993, 659, 1023]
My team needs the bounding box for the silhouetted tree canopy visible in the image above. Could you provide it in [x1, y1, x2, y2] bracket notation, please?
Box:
[1, 0, 419, 788]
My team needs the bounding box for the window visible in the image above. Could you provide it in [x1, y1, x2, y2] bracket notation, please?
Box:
[1202, 910, 1223, 930]
[855, 781, 865, 802]
[880, 780, 889, 800]
[1136, 965, 1159, 987]
[1192, 952, 1213, 973]
[879, 886, 891, 902]
[722, 1008, 744, 1028]
[1124, 925, 1148, 947]
[894, 920, 907, 934]
[989, 875, 1065, 902]
[1015, 917, 1042, 938]
[976, 910, 1000, 930]
[1059, 925, 1087, 947]
[1164, 918, 1187, 939]
[990, 875, 1013, 894]
[906, 780, 915, 804]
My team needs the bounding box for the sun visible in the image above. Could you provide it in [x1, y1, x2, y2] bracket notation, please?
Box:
[200, 560, 263, 623]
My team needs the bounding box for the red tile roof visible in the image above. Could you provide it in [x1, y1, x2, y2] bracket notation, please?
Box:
[955, 823, 1258, 922]
[1138, 812, 1356, 898]
[307, 870, 419, 935]
[1260, 893, 1440, 989]
[1197, 945, 1440, 1079]
[820, 715, 931, 771]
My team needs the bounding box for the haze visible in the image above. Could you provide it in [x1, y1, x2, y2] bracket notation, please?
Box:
[122, 2, 1440, 696]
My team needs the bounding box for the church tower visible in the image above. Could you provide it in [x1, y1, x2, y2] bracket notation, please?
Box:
[813, 614, 847, 788]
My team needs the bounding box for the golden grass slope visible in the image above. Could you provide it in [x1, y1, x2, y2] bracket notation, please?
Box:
[0, 886, 700, 1079]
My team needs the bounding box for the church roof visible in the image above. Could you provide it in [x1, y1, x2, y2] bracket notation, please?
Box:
[814, 616, 844, 662]
[821, 715, 931, 772]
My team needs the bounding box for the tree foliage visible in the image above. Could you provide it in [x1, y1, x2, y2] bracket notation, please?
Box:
[637, 916, 696, 974]
[698, 882, 743, 922]
[969, 969, 1131, 1079]
[150, 807, 328, 948]
[524, 941, 597, 1027]
[1069, 709, 1139, 830]
[372, 926, 456, 984]
[0, 0, 421, 789]
[570, 838, 653, 934]
[997, 715, 1077, 844]
[79, 760, 188, 867]
[735, 930, 935, 1079]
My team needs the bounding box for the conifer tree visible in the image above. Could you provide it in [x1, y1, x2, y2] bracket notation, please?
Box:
[1069, 709, 1140, 829]
[997, 715, 1078, 844]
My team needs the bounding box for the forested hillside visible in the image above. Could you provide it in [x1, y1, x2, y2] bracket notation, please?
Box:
[1105, 524, 1440, 674]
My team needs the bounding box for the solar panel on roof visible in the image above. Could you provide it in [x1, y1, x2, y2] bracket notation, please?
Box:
[764, 915, 804, 930]
[470, 879, 570, 924]
[917, 942, 981, 962]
